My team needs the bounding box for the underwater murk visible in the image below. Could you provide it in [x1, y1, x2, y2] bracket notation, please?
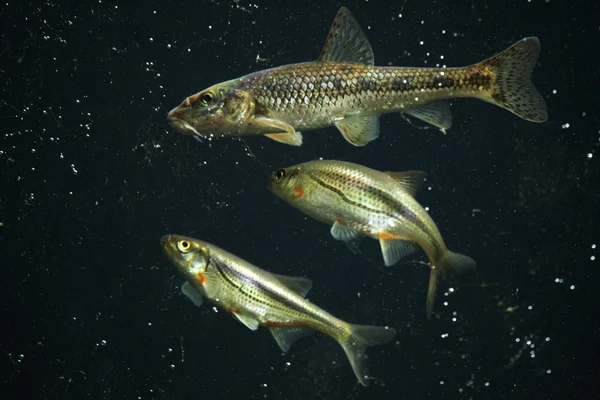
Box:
[0, 1, 597, 399]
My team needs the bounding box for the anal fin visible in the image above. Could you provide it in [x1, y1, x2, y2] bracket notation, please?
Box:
[378, 235, 421, 266]
[404, 101, 452, 134]
[269, 325, 314, 353]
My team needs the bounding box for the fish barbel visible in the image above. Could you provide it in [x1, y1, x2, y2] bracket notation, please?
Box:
[167, 7, 547, 146]
[160, 234, 396, 386]
[267, 160, 476, 318]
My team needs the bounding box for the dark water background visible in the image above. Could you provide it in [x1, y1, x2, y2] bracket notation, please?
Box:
[1, 0, 598, 399]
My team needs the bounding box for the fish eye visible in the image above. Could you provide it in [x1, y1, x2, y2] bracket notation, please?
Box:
[177, 240, 191, 253]
[201, 92, 214, 105]
[274, 169, 286, 181]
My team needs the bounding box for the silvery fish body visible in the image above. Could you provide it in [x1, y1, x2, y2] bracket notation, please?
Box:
[160, 234, 396, 386]
[267, 160, 476, 317]
[167, 7, 547, 146]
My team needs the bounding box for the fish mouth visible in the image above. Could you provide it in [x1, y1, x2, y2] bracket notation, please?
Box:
[160, 235, 174, 254]
[160, 234, 172, 247]
[167, 111, 207, 142]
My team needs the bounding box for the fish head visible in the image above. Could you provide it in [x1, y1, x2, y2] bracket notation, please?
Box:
[161, 234, 211, 281]
[167, 82, 255, 140]
[267, 165, 308, 203]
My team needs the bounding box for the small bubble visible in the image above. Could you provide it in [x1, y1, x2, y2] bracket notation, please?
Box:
[546, 369, 552, 374]
[570, 285, 575, 290]
[170, 364, 175, 369]
[587, 153, 593, 159]
[552, 89, 557, 94]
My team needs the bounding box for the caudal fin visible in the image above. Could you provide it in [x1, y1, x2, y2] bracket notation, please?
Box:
[478, 37, 548, 123]
[339, 324, 396, 387]
[427, 251, 476, 318]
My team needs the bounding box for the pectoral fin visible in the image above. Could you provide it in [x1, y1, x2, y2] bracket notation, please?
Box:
[252, 116, 303, 146]
[404, 102, 452, 134]
[197, 271, 221, 299]
[181, 281, 203, 307]
[378, 234, 421, 266]
[383, 171, 428, 197]
[331, 220, 364, 241]
[233, 312, 260, 331]
[271, 274, 312, 297]
[269, 326, 314, 352]
[334, 115, 380, 146]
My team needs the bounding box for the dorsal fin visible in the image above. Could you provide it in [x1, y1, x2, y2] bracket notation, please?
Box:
[318, 7, 374, 65]
[271, 273, 312, 297]
[384, 170, 428, 196]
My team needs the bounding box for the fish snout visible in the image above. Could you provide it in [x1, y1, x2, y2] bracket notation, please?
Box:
[160, 234, 173, 248]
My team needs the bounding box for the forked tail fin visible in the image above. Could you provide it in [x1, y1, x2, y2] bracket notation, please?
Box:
[477, 37, 548, 123]
[427, 251, 476, 319]
[339, 324, 396, 387]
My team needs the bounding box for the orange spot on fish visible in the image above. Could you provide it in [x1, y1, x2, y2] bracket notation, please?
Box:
[196, 272, 206, 285]
[378, 232, 401, 240]
[229, 307, 240, 315]
[293, 186, 304, 199]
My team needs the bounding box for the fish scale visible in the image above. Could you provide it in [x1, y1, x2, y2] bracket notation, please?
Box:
[244, 62, 489, 123]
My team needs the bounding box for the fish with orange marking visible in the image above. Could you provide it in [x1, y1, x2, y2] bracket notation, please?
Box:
[160, 234, 396, 386]
[267, 160, 476, 318]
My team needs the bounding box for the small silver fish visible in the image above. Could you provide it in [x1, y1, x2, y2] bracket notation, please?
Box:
[161, 234, 396, 386]
[268, 160, 476, 318]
